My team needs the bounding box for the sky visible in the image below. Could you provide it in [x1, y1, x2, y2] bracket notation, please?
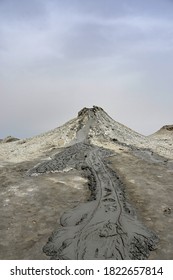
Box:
[1, 0, 173, 138]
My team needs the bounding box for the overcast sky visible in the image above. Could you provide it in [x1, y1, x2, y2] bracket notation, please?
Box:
[1, 0, 173, 138]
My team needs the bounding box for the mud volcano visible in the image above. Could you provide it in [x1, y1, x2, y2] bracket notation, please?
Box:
[27, 107, 158, 259]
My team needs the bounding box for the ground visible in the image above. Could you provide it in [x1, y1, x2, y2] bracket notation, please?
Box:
[0, 146, 172, 259]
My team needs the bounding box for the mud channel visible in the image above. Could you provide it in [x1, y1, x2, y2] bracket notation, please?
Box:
[28, 142, 158, 260]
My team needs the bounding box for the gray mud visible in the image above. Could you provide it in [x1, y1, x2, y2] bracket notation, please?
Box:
[28, 142, 158, 260]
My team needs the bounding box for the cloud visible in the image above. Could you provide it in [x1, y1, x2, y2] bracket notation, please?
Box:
[0, 0, 173, 138]
[0, 0, 47, 22]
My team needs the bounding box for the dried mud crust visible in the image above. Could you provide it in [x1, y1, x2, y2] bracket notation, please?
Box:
[28, 142, 158, 260]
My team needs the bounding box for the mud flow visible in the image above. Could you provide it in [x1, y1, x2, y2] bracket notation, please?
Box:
[28, 142, 158, 260]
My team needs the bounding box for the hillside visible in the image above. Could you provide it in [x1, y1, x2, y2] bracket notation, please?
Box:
[0, 106, 173, 259]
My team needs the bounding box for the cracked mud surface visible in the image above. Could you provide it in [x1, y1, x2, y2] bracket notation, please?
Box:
[28, 142, 157, 260]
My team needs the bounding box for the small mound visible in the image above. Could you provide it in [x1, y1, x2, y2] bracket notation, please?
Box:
[2, 136, 20, 143]
[162, 125, 173, 131]
[149, 124, 173, 139]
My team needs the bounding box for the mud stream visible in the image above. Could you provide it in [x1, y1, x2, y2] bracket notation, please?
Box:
[28, 142, 157, 260]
